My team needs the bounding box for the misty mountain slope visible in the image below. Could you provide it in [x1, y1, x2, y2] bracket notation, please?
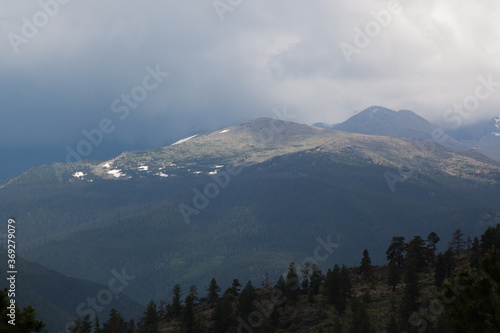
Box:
[0, 249, 143, 332]
[2, 119, 499, 305]
[447, 116, 500, 161]
[315, 106, 466, 151]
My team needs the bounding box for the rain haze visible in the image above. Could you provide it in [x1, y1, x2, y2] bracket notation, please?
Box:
[1, 0, 499, 181]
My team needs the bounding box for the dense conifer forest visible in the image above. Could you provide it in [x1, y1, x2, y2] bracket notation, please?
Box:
[4, 224, 499, 333]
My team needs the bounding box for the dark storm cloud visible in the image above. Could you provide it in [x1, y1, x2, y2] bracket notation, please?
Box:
[0, 0, 499, 161]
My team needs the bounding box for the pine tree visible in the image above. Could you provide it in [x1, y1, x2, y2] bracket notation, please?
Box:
[69, 319, 83, 333]
[386, 236, 407, 268]
[0, 289, 45, 332]
[189, 285, 199, 303]
[300, 262, 311, 291]
[309, 264, 323, 295]
[94, 315, 101, 333]
[182, 295, 195, 333]
[138, 300, 159, 333]
[232, 279, 242, 295]
[323, 266, 339, 304]
[286, 262, 300, 305]
[401, 254, 420, 320]
[360, 249, 372, 279]
[434, 253, 446, 287]
[407, 236, 427, 271]
[171, 283, 182, 318]
[275, 273, 287, 311]
[449, 229, 465, 255]
[480, 224, 500, 254]
[470, 236, 480, 269]
[207, 278, 221, 306]
[237, 280, 256, 317]
[212, 294, 235, 333]
[443, 249, 500, 332]
[387, 262, 400, 291]
[82, 314, 93, 333]
[101, 309, 128, 333]
[426, 232, 440, 265]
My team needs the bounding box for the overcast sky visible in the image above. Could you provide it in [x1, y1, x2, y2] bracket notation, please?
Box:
[1, 0, 499, 179]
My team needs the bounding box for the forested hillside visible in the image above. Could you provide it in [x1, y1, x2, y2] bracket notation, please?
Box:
[45, 225, 499, 333]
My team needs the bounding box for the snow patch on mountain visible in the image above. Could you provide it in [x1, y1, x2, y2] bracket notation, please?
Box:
[155, 172, 169, 177]
[220, 129, 230, 134]
[171, 135, 198, 146]
[108, 169, 125, 178]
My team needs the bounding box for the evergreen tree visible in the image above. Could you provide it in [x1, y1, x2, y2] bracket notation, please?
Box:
[443, 248, 456, 278]
[94, 315, 101, 333]
[470, 236, 481, 269]
[237, 280, 256, 318]
[182, 295, 195, 333]
[69, 319, 84, 333]
[275, 274, 287, 311]
[339, 265, 352, 299]
[449, 229, 465, 255]
[285, 262, 300, 305]
[480, 224, 500, 254]
[426, 232, 440, 265]
[407, 236, 427, 272]
[0, 289, 45, 332]
[387, 262, 400, 291]
[212, 294, 235, 333]
[101, 309, 128, 333]
[309, 264, 323, 295]
[300, 262, 311, 291]
[360, 249, 372, 278]
[330, 265, 351, 315]
[82, 314, 93, 333]
[443, 249, 500, 333]
[171, 283, 182, 318]
[401, 253, 420, 320]
[207, 278, 221, 306]
[386, 236, 407, 268]
[434, 252, 446, 287]
[138, 300, 159, 333]
[231, 279, 242, 295]
[188, 285, 199, 303]
[324, 266, 340, 304]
